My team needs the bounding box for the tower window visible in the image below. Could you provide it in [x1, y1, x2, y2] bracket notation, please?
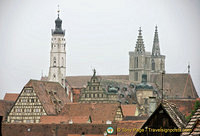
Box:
[53, 74, 56, 79]
[152, 60, 155, 70]
[134, 57, 138, 68]
[62, 57, 64, 67]
[53, 57, 56, 67]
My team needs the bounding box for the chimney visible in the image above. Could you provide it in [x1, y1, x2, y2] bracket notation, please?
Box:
[148, 97, 157, 116]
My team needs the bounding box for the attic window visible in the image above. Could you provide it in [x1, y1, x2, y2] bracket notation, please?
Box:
[58, 100, 61, 104]
[53, 91, 57, 95]
[159, 110, 164, 114]
[31, 99, 34, 103]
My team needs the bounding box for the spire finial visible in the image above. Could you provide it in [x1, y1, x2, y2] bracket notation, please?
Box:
[139, 27, 142, 35]
[188, 62, 190, 74]
[155, 25, 158, 32]
[57, 5, 60, 17]
[93, 68, 96, 76]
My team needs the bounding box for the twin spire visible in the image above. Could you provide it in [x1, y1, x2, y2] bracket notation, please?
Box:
[152, 26, 161, 56]
[135, 26, 161, 56]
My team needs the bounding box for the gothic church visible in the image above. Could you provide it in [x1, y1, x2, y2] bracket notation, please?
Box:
[129, 27, 165, 83]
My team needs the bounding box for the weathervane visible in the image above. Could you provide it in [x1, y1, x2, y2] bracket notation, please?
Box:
[57, 5, 60, 17]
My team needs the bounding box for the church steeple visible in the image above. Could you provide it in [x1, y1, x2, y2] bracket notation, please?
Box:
[135, 27, 145, 54]
[152, 26, 160, 56]
[52, 8, 65, 35]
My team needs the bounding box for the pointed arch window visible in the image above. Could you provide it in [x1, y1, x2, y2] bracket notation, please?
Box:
[53, 57, 56, 67]
[62, 57, 64, 67]
[152, 59, 155, 70]
[134, 57, 138, 68]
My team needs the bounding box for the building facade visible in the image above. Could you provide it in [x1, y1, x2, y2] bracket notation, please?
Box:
[79, 70, 119, 103]
[48, 11, 66, 88]
[129, 26, 165, 83]
[7, 80, 70, 123]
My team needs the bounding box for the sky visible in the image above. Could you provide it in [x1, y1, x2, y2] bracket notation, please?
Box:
[0, 0, 200, 99]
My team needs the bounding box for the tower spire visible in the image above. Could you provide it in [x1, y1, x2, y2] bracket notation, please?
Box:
[135, 27, 145, 54]
[152, 26, 160, 56]
[52, 6, 65, 35]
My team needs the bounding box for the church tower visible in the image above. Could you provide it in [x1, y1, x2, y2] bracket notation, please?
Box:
[151, 26, 165, 74]
[48, 10, 66, 87]
[129, 27, 151, 83]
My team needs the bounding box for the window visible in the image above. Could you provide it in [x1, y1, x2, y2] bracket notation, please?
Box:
[93, 87, 95, 90]
[62, 57, 64, 67]
[31, 99, 34, 103]
[134, 57, 138, 68]
[26, 109, 31, 112]
[17, 109, 21, 112]
[26, 120, 31, 123]
[152, 59, 155, 70]
[53, 57, 56, 67]
[22, 99, 26, 102]
[35, 109, 39, 112]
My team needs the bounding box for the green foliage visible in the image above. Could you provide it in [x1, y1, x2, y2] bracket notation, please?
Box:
[186, 100, 200, 122]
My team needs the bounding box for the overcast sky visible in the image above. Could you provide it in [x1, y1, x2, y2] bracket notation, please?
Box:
[0, 0, 200, 99]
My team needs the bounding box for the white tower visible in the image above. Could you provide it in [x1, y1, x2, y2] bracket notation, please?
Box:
[48, 10, 66, 87]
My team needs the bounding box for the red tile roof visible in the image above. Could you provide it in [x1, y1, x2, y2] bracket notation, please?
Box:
[3, 93, 19, 102]
[168, 99, 198, 116]
[66, 75, 129, 88]
[121, 104, 137, 117]
[60, 103, 120, 124]
[181, 108, 200, 136]
[24, 80, 70, 115]
[117, 120, 146, 136]
[40, 115, 90, 124]
[0, 100, 14, 121]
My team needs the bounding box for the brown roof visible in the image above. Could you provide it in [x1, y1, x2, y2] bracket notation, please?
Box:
[3, 93, 19, 102]
[66, 75, 129, 88]
[0, 100, 15, 120]
[168, 99, 198, 116]
[40, 115, 90, 124]
[121, 104, 137, 117]
[181, 108, 200, 136]
[66, 74, 198, 100]
[24, 80, 70, 115]
[60, 103, 120, 124]
[161, 100, 187, 128]
[150, 74, 198, 99]
[141, 100, 187, 129]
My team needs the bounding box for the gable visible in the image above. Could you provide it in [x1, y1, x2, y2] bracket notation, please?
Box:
[150, 74, 198, 99]
[7, 87, 47, 123]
